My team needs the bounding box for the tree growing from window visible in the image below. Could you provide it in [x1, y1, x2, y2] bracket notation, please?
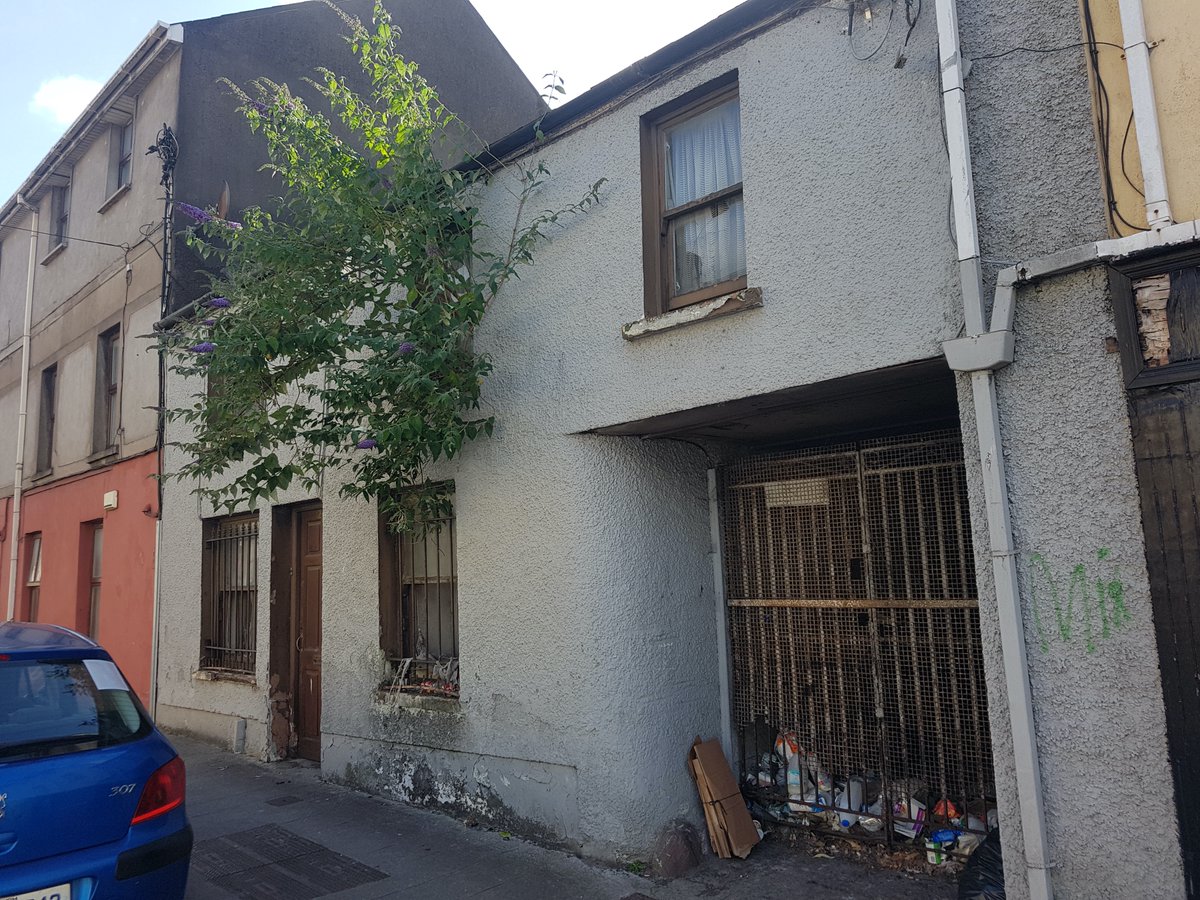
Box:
[164, 1, 602, 528]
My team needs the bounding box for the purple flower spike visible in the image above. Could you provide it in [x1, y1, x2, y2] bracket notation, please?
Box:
[397, 341, 415, 355]
[207, 297, 231, 309]
[178, 202, 213, 224]
[356, 438, 378, 450]
[190, 342, 216, 354]
[248, 100, 269, 115]
[225, 220, 243, 231]
[202, 318, 216, 326]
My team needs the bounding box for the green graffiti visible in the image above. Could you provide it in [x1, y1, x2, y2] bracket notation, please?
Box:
[1028, 548, 1132, 654]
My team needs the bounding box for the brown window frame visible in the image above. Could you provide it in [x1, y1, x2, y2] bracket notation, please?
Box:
[87, 522, 103, 638]
[200, 512, 259, 675]
[25, 533, 43, 622]
[94, 325, 121, 454]
[1110, 248, 1200, 389]
[378, 496, 459, 698]
[36, 364, 57, 475]
[640, 70, 745, 318]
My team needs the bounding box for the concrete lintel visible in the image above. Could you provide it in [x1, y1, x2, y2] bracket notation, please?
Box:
[621, 287, 762, 341]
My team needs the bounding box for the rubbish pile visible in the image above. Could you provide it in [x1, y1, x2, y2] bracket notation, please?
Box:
[744, 731, 997, 864]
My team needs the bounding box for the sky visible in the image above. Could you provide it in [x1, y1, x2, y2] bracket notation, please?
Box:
[0, 0, 743, 200]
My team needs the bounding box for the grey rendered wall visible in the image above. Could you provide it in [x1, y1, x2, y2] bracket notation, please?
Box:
[0, 53, 179, 494]
[958, 270, 1185, 899]
[321, 4, 964, 861]
[953, 0, 1183, 896]
[158, 2, 966, 861]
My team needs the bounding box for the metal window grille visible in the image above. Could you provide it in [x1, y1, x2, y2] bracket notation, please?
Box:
[721, 430, 995, 851]
[25, 533, 43, 622]
[381, 510, 458, 696]
[201, 514, 258, 674]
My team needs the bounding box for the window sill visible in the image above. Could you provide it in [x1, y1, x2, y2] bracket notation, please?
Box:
[623, 286, 762, 341]
[30, 469, 54, 484]
[40, 242, 67, 266]
[97, 183, 131, 214]
[375, 686, 461, 713]
[88, 446, 119, 466]
[194, 669, 257, 687]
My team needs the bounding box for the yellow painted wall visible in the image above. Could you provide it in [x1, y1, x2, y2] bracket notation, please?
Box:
[1082, 0, 1200, 235]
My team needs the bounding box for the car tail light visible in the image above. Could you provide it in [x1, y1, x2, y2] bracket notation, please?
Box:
[131, 756, 185, 825]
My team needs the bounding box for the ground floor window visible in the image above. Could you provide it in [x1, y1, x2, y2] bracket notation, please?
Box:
[87, 522, 103, 638]
[379, 497, 458, 697]
[24, 533, 43, 622]
[200, 513, 258, 674]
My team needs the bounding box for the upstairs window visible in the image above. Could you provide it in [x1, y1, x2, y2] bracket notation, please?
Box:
[51, 185, 70, 248]
[94, 325, 121, 453]
[641, 72, 745, 316]
[36, 364, 57, 474]
[115, 122, 134, 191]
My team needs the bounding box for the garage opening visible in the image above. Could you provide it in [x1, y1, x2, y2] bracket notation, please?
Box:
[720, 428, 995, 854]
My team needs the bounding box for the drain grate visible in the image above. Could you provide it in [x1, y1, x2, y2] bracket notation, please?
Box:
[194, 825, 387, 899]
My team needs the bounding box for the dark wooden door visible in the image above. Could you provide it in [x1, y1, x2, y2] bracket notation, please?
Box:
[1131, 383, 1200, 898]
[294, 506, 323, 762]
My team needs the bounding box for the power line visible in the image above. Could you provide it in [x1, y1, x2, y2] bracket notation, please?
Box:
[970, 39, 1125, 63]
[0, 223, 134, 250]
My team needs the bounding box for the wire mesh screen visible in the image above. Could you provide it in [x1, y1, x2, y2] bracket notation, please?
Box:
[721, 430, 995, 851]
[200, 513, 259, 674]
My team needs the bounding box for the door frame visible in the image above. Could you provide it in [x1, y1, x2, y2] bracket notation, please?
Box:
[268, 500, 323, 759]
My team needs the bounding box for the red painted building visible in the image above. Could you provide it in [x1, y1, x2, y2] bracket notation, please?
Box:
[0, 454, 158, 699]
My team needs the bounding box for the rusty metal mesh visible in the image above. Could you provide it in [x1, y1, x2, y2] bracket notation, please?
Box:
[720, 431, 995, 848]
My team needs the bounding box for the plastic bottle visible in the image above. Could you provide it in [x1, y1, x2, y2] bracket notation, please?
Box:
[835, 777, 865, 829]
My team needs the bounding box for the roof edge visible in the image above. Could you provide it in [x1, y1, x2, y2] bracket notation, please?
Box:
[469, 0, 805, 170]
[0, 22, 182, 228]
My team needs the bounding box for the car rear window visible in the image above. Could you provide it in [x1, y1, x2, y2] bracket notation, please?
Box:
[0, 659, 151, 762]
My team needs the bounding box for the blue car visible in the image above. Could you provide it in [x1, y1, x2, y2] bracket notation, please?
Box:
[0, 622, 191, 899]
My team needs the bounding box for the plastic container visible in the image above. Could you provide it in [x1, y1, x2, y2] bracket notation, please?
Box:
[859, 797, 884, 833]
[835, 776, 865, 829]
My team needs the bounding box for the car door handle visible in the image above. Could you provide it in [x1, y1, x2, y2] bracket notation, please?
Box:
[0, 831, 17, 855]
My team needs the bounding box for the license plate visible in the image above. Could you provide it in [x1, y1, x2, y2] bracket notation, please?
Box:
[2, 884, 71, 900]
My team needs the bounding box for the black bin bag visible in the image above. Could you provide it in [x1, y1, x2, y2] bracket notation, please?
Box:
[959, 829, 1005, 900]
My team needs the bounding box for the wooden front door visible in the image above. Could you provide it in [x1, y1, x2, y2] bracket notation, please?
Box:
[294, 506, 323, 761]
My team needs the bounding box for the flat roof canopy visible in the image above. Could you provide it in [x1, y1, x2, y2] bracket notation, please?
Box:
[588, 358, 960, 449]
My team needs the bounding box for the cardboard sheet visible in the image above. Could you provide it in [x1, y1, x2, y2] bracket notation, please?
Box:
[688, 738, 760, 859]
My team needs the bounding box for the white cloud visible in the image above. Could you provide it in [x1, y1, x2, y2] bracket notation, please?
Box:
[29, 76, 103, 126]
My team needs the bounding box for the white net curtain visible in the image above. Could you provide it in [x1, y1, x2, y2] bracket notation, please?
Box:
[665, 97, 745, 297]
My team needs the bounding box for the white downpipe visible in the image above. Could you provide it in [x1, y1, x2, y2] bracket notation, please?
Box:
[150, 519, 163, 719]
[6, 198, 39, 622]
[1118, 0, 1172, 229]
[935, 2, 1055, 898]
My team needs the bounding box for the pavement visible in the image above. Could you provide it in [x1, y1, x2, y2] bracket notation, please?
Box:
[177, 733, 958, 899]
